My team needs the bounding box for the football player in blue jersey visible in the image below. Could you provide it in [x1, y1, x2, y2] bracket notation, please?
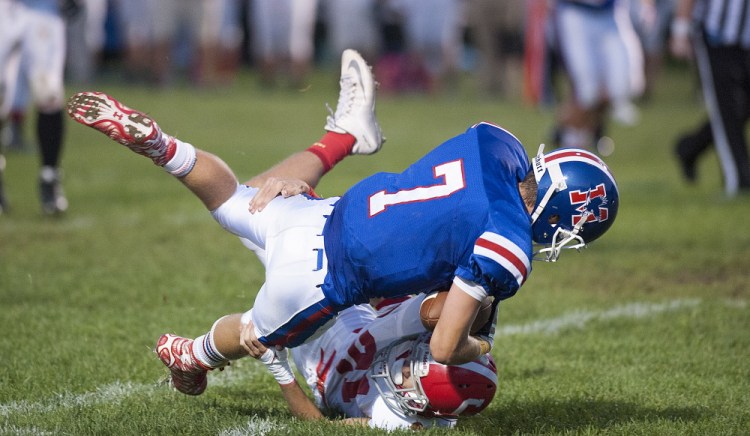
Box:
[550, 0, 645, 151]
[67, 49, 620, 396]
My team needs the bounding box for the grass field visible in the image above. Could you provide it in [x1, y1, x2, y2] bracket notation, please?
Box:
[1, 64, 749, 435]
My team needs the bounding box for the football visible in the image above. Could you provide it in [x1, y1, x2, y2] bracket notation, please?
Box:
[420, 290, 494, 334]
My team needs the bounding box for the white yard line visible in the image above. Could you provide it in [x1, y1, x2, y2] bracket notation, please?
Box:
[496, 298, 701, 337]
[0, 361, 267, 419]
[218, 416, 285, 436]
[0, 298, 710, 423]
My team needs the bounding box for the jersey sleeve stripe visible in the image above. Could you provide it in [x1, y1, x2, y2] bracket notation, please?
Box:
[475, 233, 530, 285]
[260, 300, 337, 347]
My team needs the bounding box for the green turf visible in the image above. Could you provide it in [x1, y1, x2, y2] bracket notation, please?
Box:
[1, 65, 748, 435]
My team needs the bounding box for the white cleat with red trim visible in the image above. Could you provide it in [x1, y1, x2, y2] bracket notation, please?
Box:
[66, 91, 175, 166]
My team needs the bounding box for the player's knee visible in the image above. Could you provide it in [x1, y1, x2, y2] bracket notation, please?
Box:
[31, 77, 64, 111]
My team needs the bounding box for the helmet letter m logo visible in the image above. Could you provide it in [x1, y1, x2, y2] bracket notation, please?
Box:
[569, 183, 609, 225]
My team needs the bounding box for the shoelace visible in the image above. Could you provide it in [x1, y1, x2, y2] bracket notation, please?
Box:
[325, 75, 357, 129]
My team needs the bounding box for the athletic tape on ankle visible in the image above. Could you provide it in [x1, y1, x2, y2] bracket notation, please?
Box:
[165, 140, 197, 177]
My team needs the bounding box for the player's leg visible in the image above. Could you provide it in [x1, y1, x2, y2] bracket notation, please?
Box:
[156, 313, 245, 395]
[157, 305, 310, 396]
[245, 48, 384, 189]
[25, 6, 69, 215]
[66, 91, 239, 210]
[553, 4, 601, 150]
[0, 1, 26, 215]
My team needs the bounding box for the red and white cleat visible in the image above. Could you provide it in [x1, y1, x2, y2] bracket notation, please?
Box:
[66, 91, 174, 166]
[156, 334, 210, 396]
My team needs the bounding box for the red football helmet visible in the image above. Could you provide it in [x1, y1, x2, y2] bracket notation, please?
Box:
[370, 333, 498, 418]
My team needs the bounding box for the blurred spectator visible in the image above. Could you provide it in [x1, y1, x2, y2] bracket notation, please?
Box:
[467, 0, 525, 99]
[550, 0, 645, 153]
[0, 0, 70, 215]
[2, 52, 33, 153]
[113, 0, 241, 87]
[203, 0, 244, 87]
[523, 0, 559, 107]
[630, 0, 676, 101]
[247, 0, 320, 88]
[147, 0, 205, 87]
[670, 0, 750, 196]
[379, 0, 466, 93]
[321, 0, 381, 63]
[114, 0, 154, 83]
[65, 0, 109, 84]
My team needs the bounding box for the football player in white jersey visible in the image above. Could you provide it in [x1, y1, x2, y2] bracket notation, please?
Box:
[280, 295, 498, 429]
[0, 0, 70, 214]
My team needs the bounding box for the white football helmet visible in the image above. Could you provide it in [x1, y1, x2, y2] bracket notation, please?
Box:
[370, 333, 498, 418]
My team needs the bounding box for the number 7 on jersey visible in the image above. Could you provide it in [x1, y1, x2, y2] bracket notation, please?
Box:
[368, 160, 466, 217]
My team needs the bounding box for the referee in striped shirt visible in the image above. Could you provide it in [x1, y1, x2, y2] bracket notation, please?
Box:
[671, 0, 750, 196]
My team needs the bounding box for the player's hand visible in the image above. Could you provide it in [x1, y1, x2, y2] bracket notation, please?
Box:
[239, 318, 268, 358]
[669, 18, 693, 60]
[259, 346, 295, 385]
[670, 35, 692, 59]
[249, 177, 310, 213]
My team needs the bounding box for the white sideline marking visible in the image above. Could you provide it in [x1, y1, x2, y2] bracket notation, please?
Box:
[0, 381, 150, 418]
[497, 299, 701, 337]
[219, 416, 284, 436]
[0, 424, 55, 436]
[0, 360, 268, 419]
[0, 298, 707, 423]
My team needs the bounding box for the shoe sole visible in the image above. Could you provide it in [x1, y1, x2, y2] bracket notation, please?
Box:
[67, 92, 157, 147]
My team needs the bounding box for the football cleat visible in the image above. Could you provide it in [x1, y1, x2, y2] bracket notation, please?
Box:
[156, 334, 210, 396]
[39, 166, 68, 215]
[324, 49, 384, 155]
[66, 91, 175, 166]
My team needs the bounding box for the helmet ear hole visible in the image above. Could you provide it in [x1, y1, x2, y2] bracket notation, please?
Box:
[548, 214, 560, 225]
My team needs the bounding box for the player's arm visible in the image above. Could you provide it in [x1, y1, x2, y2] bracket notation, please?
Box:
[277, 380, 325, 421]
[670, 0, 696, 59]
[429, 282, 487, 365]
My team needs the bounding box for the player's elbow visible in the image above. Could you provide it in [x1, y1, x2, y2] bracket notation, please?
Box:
[429, 337, 462, 365]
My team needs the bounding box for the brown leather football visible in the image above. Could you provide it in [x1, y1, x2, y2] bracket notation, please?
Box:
[420, 290, 493, 333]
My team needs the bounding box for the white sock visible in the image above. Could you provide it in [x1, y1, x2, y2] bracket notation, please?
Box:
[192, 318, 229, 369]
[164, 138, 197, 178]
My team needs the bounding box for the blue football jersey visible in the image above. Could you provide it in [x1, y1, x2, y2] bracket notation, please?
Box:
[322, 122, 533, 307]
[558, 0, 616, 9]
[20, 0, 61, 14]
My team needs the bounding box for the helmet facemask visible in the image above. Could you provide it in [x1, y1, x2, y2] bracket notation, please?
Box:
[371, 336, 430, 415]
[370, 333, 498, 418]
